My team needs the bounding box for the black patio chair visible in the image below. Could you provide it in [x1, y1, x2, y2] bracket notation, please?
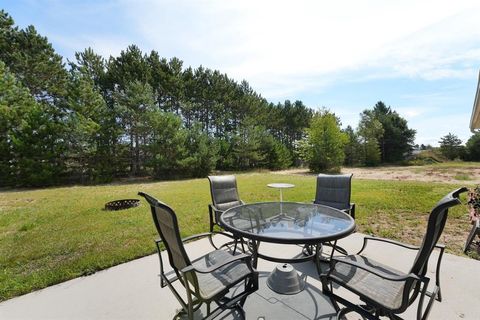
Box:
[207, 175, 245, 250]
[139, 192, 258, 320]
[314, 173, 355, 219]
[310, 174, 356, 256]
[320, 187, 467, 320]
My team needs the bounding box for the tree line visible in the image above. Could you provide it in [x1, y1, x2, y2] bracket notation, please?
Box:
[1, 10, 420, 187]
[0, 10, 313, 186]
[438, 132, 480, 161]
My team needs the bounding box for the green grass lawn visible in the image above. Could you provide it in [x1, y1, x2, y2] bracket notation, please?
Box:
[0, 172, 472, 301]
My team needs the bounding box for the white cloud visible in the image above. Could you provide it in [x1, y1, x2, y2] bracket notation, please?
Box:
[396, 108, 424, 119]
[120, 0, 480, 99]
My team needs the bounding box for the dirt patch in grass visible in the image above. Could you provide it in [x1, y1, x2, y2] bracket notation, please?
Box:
[274, 164, 480, 185]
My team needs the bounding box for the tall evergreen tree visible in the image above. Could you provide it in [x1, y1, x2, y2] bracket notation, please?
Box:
[370, 101, 416, 162]
[0, 9, 320, 185]
[439, 133, 463, 160]
[179, 123, 219, 177]
[358, 110, 384, 166]
[466, 133, 480, 161]
[343, 125, 364, 166]
[0, 10, 68, 101]
[66, 67, 112, 182]
[113, 81, 156, 175]
[230, 118, 266, 169]
[0, 61, 62, 186]
[148, 111, 187, 178]
[0, 10, 70, 183]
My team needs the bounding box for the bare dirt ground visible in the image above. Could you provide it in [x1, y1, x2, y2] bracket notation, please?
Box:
[274, 165, 480, 184]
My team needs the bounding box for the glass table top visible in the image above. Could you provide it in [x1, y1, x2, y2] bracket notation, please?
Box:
[220, 202, 355, 244]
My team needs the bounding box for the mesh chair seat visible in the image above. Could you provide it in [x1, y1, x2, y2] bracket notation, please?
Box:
[329, 255, 406, 310]
[193, 250, 252, 300]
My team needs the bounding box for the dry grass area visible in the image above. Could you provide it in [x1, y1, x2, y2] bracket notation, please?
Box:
[275, 162, 480, 184]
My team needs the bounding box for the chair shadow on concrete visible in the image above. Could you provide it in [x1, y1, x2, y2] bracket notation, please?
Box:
[175, 268, 338, 320]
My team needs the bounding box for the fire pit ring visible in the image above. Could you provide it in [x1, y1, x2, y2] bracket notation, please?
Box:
[105, 199, 140, 211]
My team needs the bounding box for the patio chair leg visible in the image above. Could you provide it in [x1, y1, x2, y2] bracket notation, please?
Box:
[240, 237, 246, 253]
[303, 244, 314, 255]
[337, 307, 369, 320]
[187, 305, 194, 320]
[315, 244, 323, 276]
[208, 205, 220, 250]
[419, 286, 438, 320]
[208, 233, 219, 250]
[232, 237, 238, 254]
[463, 221, 480, 253]
[249, 240, 260, 268]
[321, 279, 341, 314]
[236, 302, 246, 319]
[240, 277, 253, 307]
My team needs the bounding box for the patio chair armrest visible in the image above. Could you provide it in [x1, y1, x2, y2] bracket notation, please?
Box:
[181, 253, 252, 274]
[209, 203, 218, 212]
[210, 201, 244, 212]
[327, 256, 420, 282]
[209, 204, 224, 214]
[209, 204, 225, 225]
[358, 236, 419, 254]
[154, 239, 163, 254]
[181, 232, 214, 244]
[182, 229, 238, 245]
[157, 234, 234, 247]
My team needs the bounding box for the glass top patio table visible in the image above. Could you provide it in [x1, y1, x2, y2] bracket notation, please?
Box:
[220, 202, 355, 245]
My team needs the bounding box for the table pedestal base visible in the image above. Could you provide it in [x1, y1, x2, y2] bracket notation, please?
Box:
[267, 263, 306, 295]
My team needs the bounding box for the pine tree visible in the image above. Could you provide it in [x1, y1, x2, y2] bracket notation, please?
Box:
[0, 61, 62, 186]
[358, 110, 384, 166]
[439, 133, 463, 160]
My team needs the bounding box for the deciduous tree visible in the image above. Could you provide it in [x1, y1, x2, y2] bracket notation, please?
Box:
[299, 110, 348, 172]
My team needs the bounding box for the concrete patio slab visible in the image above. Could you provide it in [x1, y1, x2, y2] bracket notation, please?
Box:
[1, 233, 479, 319]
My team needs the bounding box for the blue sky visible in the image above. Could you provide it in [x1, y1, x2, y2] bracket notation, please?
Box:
[3, 0, 480, 146]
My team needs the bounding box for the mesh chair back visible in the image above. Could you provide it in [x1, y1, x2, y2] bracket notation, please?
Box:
[409, 187, 466, 276]
[314, 174, 352, 210]
[139, 192, 192, 273]
[208, 175, 242, 211]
